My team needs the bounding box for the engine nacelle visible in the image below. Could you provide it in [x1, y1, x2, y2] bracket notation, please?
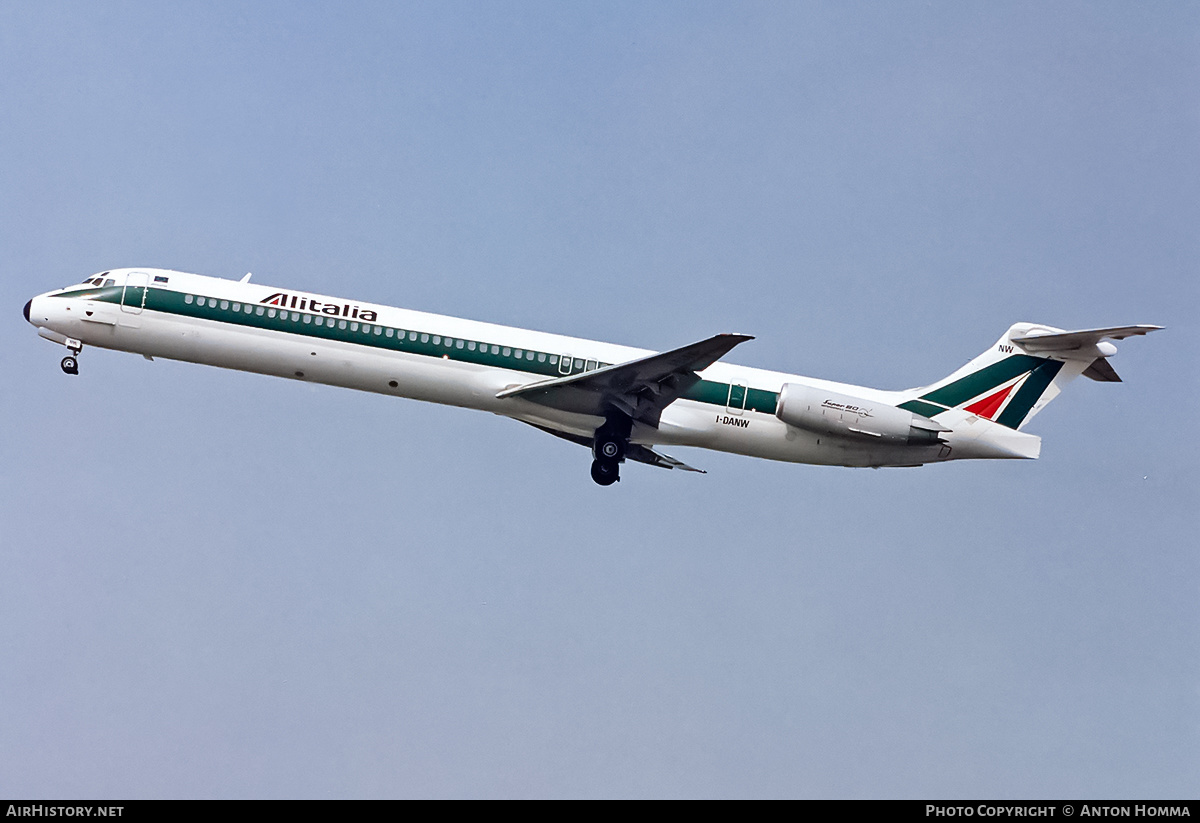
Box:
[775, 383, 949, 446]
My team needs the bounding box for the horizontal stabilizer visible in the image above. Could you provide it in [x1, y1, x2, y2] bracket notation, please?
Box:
[1012, 325, 1162, 352]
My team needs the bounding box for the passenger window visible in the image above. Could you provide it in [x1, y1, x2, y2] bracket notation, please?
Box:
[385, 328, 393, 337]
[314, 316, 324, 326]
[267, 309, 277, 318]
[548, 355, 558, 364]
[303, 314, 311, 324]
[232, 303, 241, 311]
[491, 345, 499, 354]
[502, 347, 511, 357]
[456, 339, 464, 348]
[244, 304, 253, 313]
[431, 335, 440, 345]
[220, 300, 229, 310]
[338, 320, 347, 329]
[185, 294, 194, 304]
[409, 332, 417, 341]
[526, 351, 534, 360]
[537, 353, 546, 362]
[468, 341, 476, 350]
[374, 326, 382, 335]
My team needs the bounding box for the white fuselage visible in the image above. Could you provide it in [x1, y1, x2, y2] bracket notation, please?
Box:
[25, 268, 1020, 470]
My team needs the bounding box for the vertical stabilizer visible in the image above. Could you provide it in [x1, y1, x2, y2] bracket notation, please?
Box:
[898, 323, 1161, 431]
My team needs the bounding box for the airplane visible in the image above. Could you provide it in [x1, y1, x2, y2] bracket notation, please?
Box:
[24, 268, 1161, 485]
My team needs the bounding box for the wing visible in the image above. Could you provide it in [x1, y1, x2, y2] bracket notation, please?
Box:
[496, 332, 754, 427]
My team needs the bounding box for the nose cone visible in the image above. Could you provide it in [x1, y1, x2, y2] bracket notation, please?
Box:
[23, 299, 32, 324]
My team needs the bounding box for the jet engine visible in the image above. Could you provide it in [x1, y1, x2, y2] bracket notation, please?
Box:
[775, 383, 949, 445]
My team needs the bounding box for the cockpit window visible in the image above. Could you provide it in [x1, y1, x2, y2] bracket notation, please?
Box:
[104, 279, 115, 286]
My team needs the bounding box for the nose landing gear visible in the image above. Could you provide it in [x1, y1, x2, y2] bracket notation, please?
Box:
[59, 339, 83, 375]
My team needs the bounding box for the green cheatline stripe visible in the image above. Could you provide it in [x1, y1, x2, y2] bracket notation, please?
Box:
[65, 286, 780, 415]
[898, 399, 947, 418]
[920, 354, 1047, 408]
[995, 359, 1063, 429]
[687, 380, 778, 415]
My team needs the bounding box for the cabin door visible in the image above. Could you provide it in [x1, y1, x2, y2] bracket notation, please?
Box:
[727, 382, 748, 415]
[120, 271, 149, 314]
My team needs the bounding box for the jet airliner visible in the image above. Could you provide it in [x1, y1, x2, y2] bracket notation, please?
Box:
[24, 268, 1160, 485]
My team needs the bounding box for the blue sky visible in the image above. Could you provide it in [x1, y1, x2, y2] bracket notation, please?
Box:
[2, 1, 1197, 798]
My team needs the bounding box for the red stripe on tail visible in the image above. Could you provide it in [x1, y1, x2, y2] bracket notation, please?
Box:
[965, 384, 1015, 420]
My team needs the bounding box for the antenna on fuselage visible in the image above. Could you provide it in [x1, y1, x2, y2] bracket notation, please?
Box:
[240, 272, 253, 283]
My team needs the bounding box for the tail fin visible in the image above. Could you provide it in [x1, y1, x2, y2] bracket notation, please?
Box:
[898, 323, 1161, 431]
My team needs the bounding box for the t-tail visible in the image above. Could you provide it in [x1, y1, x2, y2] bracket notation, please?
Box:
[895, 323, 1162, 460]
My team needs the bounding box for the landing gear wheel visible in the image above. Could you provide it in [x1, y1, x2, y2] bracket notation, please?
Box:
[590, 458, 620, 486]
[60, 356, 79, 375]
[592, 414, 631, 463]
[593, 433, 626, 462]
